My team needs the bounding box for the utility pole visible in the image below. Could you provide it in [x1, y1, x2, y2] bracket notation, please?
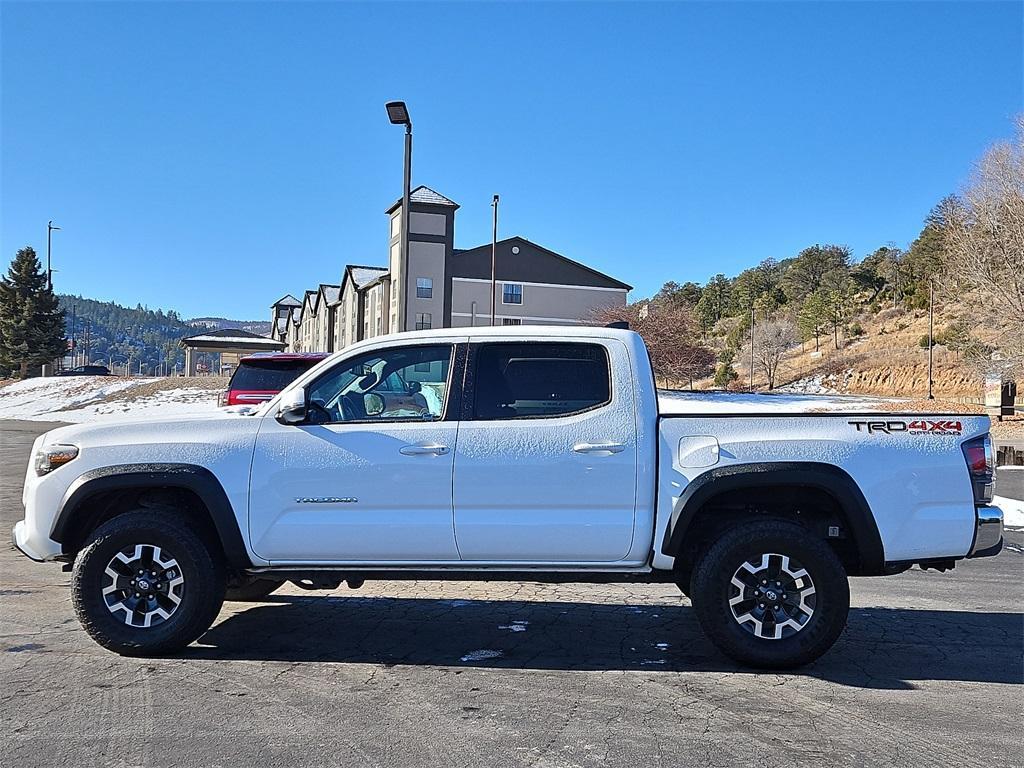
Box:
[927, 278, 935, 400]
[46, 221, 60, 291]
[70, 307, 76, 368]
[749, 304, 755, 392]
[490, 194, 499, 326]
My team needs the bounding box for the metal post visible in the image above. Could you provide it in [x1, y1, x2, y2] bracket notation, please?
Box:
[490, 195, 499, 326]
[927, 278, 934, 400]
[749, 304, 755, 392]
[400, 124, 412, 332]
[46, 221, 60, 291]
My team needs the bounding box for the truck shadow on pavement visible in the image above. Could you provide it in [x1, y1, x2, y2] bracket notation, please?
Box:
[190, 596, 1024, 690]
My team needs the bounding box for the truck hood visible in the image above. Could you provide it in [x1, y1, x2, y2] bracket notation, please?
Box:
[37, 409, 263, 452]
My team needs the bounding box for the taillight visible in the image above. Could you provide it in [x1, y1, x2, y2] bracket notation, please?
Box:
[218, 391, 228, 407]
[961, 434, 994, 504]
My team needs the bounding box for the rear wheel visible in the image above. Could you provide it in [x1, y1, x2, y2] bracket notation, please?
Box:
[690, 519, 849, 669]
[71, 509, 226, 656]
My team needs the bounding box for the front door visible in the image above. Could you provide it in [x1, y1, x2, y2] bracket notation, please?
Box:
[249, 342, 462, 563]
[452, 339, 639, 562]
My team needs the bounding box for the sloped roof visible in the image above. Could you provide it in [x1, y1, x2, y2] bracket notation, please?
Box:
[182, 328, 270, 341]
[349, 265, 388, 288]
[319, 283, 341, 305]
[386, 185, 459, 213]
[451, 236, 632, 290]
[270, 294, 301, 308]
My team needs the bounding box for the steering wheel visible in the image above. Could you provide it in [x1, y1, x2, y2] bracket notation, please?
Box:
[340, 393, 365, 421]
[306, 400, 334, 425]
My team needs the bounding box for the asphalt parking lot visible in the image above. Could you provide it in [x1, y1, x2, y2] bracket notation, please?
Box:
[2, 419, 1022, 768]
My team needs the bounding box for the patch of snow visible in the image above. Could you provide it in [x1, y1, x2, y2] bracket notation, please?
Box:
[658, 389, 899, 414]
[993, 495, 1024, 528]
[182, 334, 278, 344]
[460, 649, 503, 662]
[498, 621, 529, 632]
[0, 377, 221, 423]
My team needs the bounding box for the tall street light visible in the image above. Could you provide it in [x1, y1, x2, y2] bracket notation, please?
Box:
[47, 220, 61, 291]
[386, 101, 412, 332]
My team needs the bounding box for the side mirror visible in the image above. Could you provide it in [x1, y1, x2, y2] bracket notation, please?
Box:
[276, 387, 307, 425]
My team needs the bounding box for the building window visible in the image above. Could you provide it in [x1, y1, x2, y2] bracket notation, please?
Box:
[414, 361, 432, 373]
[415, 312, 432, 331]
[502, 318, 522, 326]
[502, 283, 523, 305]
[417, 278, 432, 299]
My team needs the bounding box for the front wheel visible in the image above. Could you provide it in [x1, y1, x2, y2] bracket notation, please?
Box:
[690, 519, 849, 669]
[71, 509, 226, 656]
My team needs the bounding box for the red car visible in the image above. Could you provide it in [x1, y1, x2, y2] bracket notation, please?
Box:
[219, 352, 329, 407]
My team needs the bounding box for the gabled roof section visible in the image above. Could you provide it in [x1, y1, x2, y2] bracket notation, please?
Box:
[318, 283, 341, 306]
[386, 185, 459, 213]
[451, 236, 632, 290]
[346, 265, 389, 289]
[270, 293, 302, 308]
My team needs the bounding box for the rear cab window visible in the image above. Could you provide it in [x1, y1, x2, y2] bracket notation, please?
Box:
[230, 360, 316, 391]
[471, 342, 611, 420]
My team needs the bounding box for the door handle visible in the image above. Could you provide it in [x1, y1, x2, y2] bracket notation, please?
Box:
[399, 443, 450, 456]
[573, 442, 626, 455]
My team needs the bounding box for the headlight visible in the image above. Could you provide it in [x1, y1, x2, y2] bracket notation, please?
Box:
[34, 444, 79, 476]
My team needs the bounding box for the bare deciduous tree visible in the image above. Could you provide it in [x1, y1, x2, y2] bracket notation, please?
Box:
[745, 317, 797, 390]
[590, 302, 715, 388]
[942, 116, 1024, 372]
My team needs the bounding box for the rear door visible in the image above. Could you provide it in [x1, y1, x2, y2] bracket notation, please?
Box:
[452, 339, 639, 562]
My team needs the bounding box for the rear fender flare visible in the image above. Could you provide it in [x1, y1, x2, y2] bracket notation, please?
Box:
[661, 462, 884, 574]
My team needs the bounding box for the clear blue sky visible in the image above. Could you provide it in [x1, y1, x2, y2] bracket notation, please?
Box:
[2, 1, 1021, 319]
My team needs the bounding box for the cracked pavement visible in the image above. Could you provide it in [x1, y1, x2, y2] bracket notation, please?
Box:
[2, 420, 1022, 767]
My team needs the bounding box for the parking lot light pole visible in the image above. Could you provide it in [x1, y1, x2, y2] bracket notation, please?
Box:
[47, 220, 61, 290]
[386, 101, 412, 332]
[490, 195, 499, 326]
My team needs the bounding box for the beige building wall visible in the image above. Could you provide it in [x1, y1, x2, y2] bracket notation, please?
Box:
[450, 278, 627, 326]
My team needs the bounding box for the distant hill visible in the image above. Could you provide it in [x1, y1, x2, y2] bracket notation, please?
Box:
[57, 295, 269, 375]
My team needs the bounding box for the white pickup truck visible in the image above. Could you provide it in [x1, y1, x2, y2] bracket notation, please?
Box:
[13, 326, 1004, 668]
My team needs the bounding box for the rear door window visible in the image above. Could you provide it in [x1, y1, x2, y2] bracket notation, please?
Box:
[471, 342, 611, 420]
[230, 361, 312, 391]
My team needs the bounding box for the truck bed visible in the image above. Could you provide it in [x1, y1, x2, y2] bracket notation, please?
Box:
[659, 389, 907, 415]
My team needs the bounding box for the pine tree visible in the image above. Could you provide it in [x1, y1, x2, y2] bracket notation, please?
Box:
[0, 247, 67, 377]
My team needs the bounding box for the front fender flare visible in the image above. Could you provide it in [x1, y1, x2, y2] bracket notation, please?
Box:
[52, 463, 251, 570]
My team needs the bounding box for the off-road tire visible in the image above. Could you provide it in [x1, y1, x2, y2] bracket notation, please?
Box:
[226, 578, 282, 602]
[71, 509, 226, 656]
[674, 571, 693, 599]
[690, 519, 849, 669]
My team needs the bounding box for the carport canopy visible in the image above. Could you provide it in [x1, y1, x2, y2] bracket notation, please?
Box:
[179, 328, 285, 376]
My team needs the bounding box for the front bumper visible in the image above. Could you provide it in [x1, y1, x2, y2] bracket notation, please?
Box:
[967, 504, 1004, 558]
[12, 521, 47, 562]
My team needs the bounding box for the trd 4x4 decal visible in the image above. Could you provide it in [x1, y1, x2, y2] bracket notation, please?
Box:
[848, 419, 963, 435]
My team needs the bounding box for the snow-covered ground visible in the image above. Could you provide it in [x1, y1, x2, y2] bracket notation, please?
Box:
[657, 389, 896, 413]
[0, 376, 221, 423]
[994, 495, 1024, 528]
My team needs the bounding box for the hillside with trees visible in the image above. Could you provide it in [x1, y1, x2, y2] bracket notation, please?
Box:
[57, 295, 195, 375]
[599, 116, 1024, 398]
